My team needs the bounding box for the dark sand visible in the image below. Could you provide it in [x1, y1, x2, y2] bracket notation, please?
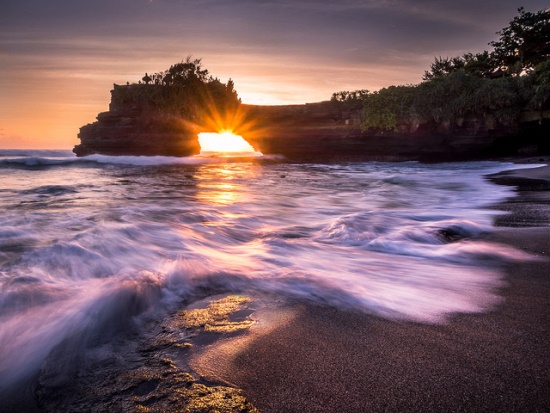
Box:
[191, 162, 550, 412]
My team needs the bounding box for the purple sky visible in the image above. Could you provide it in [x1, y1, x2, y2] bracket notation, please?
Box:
[1, 0, 547, 148]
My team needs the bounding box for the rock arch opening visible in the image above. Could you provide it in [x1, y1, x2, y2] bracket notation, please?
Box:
[197, 132, 262, 157]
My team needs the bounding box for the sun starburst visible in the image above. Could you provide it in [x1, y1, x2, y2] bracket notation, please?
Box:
[197, 131, 262, 157]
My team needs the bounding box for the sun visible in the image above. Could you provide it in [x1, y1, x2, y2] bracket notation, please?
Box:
[197, 131, 262, 157]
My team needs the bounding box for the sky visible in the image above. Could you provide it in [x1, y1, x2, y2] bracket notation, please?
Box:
[1, 0, 548, 149]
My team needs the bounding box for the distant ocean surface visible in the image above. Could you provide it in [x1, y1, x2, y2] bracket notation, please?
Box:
[0, 149, 535, 390]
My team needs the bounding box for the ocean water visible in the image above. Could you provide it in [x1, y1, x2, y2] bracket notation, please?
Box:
[0, 150, 536, 391]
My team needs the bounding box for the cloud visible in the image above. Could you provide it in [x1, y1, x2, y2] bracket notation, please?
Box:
[1, 0, 549, 148]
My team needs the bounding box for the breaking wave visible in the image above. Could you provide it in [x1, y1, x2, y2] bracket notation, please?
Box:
[0, 150, 279, 168]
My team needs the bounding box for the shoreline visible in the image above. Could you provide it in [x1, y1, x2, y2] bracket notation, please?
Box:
[2, 158, 549, 412]
[188, 161, 550, 412]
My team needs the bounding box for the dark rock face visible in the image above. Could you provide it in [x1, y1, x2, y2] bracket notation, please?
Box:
[74, 88, 550, 161]
[74, 108, 201, 157]
[242, 104, 550, 162]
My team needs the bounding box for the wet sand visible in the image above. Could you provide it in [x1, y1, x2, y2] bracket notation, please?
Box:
[191, 162, 550, 412]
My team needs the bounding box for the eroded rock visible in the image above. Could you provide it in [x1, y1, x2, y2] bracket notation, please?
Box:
[36, 295, 259, 413]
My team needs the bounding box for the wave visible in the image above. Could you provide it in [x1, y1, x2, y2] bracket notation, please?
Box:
[315, 215, 528, 263]
[0, 152, 281, 168]
[0, 149, 74, 158]
[0, 159, 543, 392]
[0, 270, 167, 391]
[1, 216, 531, 391]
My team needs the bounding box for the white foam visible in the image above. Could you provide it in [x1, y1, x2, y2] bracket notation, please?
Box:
[0, 152, 272, 168]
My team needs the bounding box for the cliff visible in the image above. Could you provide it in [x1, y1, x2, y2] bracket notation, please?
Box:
[74, 86, 550, 161]
[241, 104, 550, 162]
[75, 110, 200, 157]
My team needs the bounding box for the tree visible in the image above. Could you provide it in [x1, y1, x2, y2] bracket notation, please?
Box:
[462, 51, 496, 77]
[227, 78, 235, 94]
[331, 90, 369, 111]
[490, 7, 550, 75]
[423, 52, 497, 80]
[331, 90, 369, 102]
[361, 86, 416, 131]
[359, 8, 550, 131]
[164, 56, 210, 87]
[528, 60, 550, 109]
[423, 56, 465, 80]
[142, 72, 152, 84]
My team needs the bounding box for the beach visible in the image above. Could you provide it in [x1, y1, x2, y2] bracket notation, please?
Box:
[189, 160, 550, 412]
[1, 154, 549, 412]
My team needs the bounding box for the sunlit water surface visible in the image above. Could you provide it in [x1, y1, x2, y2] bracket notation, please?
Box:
[0, 150, 536, 389]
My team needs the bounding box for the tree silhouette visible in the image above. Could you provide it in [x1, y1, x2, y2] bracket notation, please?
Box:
[142, 73, 152, 84]
[490, 7, 550, 75]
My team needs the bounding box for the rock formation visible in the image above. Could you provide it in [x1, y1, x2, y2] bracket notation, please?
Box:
[74, 85, 550, 161]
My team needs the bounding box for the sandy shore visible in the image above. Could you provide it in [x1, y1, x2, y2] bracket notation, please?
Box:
[190, 162, 550, 412]
[3, 160, 549, 412]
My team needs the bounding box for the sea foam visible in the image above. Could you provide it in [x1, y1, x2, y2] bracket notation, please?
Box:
[0, 155, 540, 390]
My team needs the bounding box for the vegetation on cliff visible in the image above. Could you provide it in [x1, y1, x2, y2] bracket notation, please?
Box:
[350, 7, 550, 133]
[111, 56, 239, 123]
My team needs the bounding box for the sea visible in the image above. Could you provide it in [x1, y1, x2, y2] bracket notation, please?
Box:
[0, 149, 538, 394]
